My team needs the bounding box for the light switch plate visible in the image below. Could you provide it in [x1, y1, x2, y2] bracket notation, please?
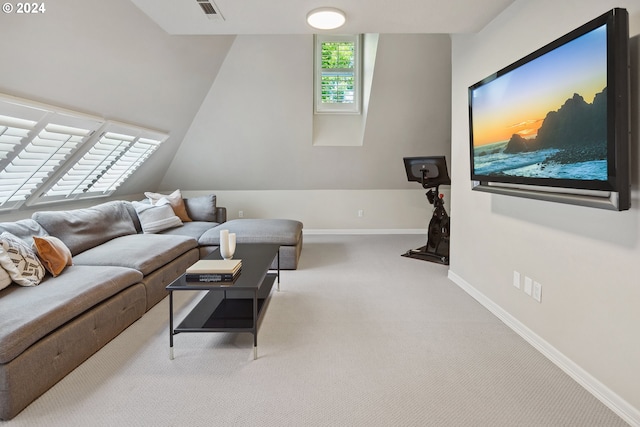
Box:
[513, 271, 521, 289]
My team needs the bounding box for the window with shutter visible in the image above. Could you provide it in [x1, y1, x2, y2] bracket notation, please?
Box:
[0, 94, 167, 211]
[314, 34, 362, 114]
[0, 98, 103, 210]
[41, 127, 164, 202]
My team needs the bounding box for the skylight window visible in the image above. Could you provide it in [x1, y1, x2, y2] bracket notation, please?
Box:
[41, 128, 164, 200]
[0, 94, 167, 211]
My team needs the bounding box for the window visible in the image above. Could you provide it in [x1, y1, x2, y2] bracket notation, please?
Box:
[39, 124, 165, 203]
[314, 34, 362, 114]
[0, 94, 167, 211]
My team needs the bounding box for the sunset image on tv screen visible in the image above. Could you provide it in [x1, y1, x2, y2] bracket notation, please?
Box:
[470, 24, 608, 181]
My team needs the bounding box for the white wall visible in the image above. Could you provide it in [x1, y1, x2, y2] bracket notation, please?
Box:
[449, 1, 640, 423]
[183, 188, 450, 231]
[159, 34, 452, 230]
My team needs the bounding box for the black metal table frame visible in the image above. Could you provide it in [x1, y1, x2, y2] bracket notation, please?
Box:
[167, 244, 280, 360]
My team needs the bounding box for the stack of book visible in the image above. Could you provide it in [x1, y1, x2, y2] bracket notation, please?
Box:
[185, 259, 242, 283]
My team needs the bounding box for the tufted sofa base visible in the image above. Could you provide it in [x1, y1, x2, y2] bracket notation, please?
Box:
[0, 284, 146, 420]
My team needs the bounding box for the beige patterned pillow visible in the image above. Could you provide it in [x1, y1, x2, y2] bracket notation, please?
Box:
[0, 232, 46, 286]
[0, 267, 11, 291]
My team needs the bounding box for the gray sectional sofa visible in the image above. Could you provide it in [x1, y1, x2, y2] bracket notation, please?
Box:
[0, 195, 302, 420]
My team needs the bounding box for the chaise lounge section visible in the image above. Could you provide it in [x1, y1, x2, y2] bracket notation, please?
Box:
[197, 219, 303, 270]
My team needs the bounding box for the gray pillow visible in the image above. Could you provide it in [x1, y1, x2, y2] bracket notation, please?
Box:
[0, 219, 49, 246]
[184, 195, 217, 222]
[32, 201, 137, 256]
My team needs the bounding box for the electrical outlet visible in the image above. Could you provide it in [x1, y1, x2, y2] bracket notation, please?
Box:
[358, 209, 364, 217]
[513, 271, 521, 289]
[533, 281, 542, 302]
[238, 210, 244, 218]
[524, 276, 533, 296]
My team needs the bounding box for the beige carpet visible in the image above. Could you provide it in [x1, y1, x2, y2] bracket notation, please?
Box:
[3, 234, 628, 426]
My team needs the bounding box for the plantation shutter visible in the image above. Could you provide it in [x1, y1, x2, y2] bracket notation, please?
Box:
[0, 94, 167, 210]
[43, 129, 165, 199]
[0, 105, 100, 209]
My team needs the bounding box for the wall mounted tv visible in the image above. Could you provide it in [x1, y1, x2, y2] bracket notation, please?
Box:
[468, 8, 630, 211]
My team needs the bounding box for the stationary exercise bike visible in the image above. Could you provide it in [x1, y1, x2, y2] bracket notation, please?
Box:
[401, 156, 451, 265]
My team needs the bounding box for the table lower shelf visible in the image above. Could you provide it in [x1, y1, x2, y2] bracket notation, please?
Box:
[174, 273, 276, 333]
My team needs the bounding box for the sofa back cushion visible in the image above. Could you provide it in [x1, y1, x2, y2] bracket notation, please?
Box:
[184, 194, 217, 222]
[32, 201, 137, 256]
[0, 219, 49, 246]
[123, 201, 143, 233]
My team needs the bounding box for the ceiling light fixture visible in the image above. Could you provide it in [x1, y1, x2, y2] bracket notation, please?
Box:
[306, 7, 346, 30]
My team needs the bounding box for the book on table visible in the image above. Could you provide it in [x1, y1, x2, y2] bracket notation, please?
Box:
[185, 259, 242, 283]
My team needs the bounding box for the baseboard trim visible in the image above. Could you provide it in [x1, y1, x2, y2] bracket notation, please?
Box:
[448, 270, 640, 427]
[303, 229, 426, 235]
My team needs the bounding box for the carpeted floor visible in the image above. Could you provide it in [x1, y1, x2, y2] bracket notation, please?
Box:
[2, 234, 628, 426]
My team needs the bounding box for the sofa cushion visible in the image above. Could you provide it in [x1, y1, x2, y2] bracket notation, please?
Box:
[32, 236, 73, 277]
[72, 234, 198, 275]
[132, 202, 183, 234]
[123, 200, 143, 234]
[0, 219, 49, 247]
[0, 265, 143, 364]
[33, 201, 137, 256]
[158, 221, 219, 241]
[0, 232, 46, 287]
[145, 189, 192, 222]
[198, 219, 303, 246]
[184, 195, 217, 222]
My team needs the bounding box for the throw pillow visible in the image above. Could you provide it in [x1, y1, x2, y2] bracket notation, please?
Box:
[0, 267, 11, 291]
[133, 202, 183, 234]
[0, 232, 46, 286]
[32, 236, 73, 277]
[144, 189, 192, 222]
[184, 194, 217, 222]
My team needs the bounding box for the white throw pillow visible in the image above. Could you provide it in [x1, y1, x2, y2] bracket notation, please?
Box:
[133, 202, 183, 234]
[144, 189, 192, 222]
[0, 266, 11, 291]
[0, 232, 46, 287]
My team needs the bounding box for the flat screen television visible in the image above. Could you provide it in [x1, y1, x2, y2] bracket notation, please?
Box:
[468, 8, 630, 211]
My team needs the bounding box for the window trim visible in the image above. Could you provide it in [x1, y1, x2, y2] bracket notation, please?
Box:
[314, 34, 362, 114]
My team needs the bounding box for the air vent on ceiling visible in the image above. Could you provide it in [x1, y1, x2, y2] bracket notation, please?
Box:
[197, 0, 224, 21]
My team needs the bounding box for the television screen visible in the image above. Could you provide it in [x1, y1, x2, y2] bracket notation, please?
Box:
[468, 8, 630, 210]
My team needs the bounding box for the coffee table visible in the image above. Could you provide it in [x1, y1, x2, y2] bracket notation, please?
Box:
[167, 243, 280, 360]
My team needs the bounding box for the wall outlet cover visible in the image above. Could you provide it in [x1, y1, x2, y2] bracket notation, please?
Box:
[524, 276, 533, 296]
[533, 281, 542, 302]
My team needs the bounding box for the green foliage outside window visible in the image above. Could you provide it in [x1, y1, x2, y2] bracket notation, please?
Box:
[321, 42, 355, 68]
[320, 42, 355, 104]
